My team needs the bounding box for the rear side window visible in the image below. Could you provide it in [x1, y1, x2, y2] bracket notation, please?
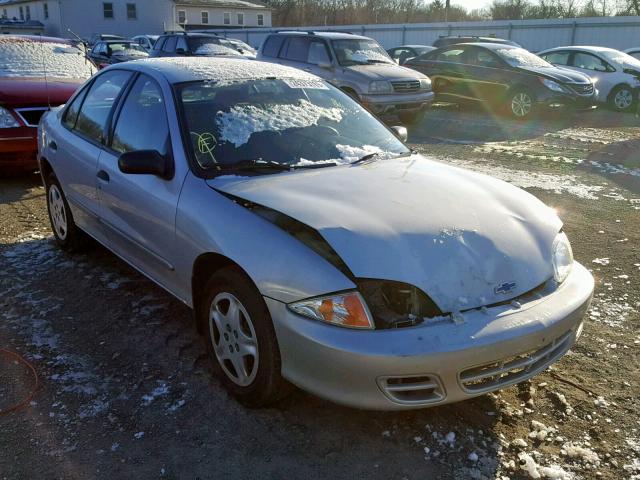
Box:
[153, 37, 166, 51]
[162, 36, 177, 52]
[111, 75, 170, 155]
[572, 52, 609, 72]
[282, 37, 311, 62]
[74, 70, 131, 143]
[542, 51, 570, 66]
[262, 35, 284, 58]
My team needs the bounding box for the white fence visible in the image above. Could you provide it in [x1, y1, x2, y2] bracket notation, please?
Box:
[204, 16, 640, 52]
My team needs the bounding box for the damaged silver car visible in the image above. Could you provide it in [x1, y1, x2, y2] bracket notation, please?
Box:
[38, 57, 594, 410]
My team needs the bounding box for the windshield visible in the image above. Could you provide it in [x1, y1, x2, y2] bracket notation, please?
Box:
[600, 50, 640, 69]
[496, 47, 552, 68]
[193, 42, 240, 56]
[179, 78, 409, 172]
[109, 42, 147, 55]
[0, 38, 94, 78]
[331, 39, 394, 66]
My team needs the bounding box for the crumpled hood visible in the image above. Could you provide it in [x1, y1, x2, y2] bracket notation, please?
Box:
[207, 155, 562, 313]
[518, 65, 591, 84]
[345, 63, 427, 81]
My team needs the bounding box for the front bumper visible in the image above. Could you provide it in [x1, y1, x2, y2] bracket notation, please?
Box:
[361, 91, 435, 115]
[0, 126, 38, 169]
[538, 90, 598, 112]
[267, 261, 594, 410]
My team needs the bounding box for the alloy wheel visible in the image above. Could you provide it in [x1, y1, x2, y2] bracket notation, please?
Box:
[209, 292, 259, 387]
[48, 185, 68, 240]
[614, 88, 633, 110]
[511, 92, 532, 118]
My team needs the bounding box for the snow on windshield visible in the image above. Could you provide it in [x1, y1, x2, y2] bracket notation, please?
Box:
[497, 48, 550, 68]
[351, 49, 392, 63]
[297, 144, 383, 166]
[0, 38, 94, 78]
[194, 44, 241, 56]
[112, 48, 147, 57]
[216, 99, 344, 147]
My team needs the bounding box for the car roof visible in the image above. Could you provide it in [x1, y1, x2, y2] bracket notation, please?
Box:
[100, 39, 136, 44]
[272, 31, 370, 41]
[397, 45, 432, 49]
[445, 42, 518, 50]
[119, 57, 320, 84]
[164, 32, 221, 38]
[541, 45, 617, 53]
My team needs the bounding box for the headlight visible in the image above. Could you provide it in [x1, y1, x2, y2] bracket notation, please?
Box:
[540, 78, 566, 93]
[0, 107, 20, 129]
[288, 291, 374, 329]
[552, 232, 573, 283]
[419, 77, 432, 91]
[368, 80, 393, 94]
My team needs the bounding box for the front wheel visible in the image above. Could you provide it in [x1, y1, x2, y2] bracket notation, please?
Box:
[609, 85, 635, 112]
[45, 173, 87, 250]
[199, 267, 291, 407]
[507, 89, 535, 120]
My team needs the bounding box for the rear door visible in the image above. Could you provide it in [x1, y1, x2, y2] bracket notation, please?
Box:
[277, 36, 335, 82]
[96, 73, 184, 293]
[53, 70, 132, 242]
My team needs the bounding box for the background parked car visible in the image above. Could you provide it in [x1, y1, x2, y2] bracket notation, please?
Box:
[88, 34, 125, 46]
[0, 35, 94, 171]
[404, 43, 596, 119]
[433, 36, 520, 49]
[624, 47, 640, 60]
[89, 40, 149, 69]
[151, 33, 242, 58]
[132, 34, 159, 51]
[257, 31, 434, 124]
[224, 37, 257, 58]
[538, 46, 640, 112]
[387, 45, 436, 65]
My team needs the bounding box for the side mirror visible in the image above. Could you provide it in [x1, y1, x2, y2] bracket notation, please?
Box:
[318, 62, 333, 70]
[118, 150, 173, 179]
[175, 47, 188, 55]
[391, 126, 408, 142]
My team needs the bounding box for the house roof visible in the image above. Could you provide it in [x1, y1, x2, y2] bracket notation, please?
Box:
[173, 0, 271, 10]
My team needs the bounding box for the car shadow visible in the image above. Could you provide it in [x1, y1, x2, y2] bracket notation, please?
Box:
[0, 171, 42, 205]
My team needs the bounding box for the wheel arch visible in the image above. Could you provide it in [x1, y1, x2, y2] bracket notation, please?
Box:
[606, 82, 634, 102]
[39, 156, 54, 183]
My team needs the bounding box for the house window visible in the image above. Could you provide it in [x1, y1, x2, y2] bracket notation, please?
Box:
[237, 13, 243, 25]
[177, 9, 186, 24]
[257, 13, 264, 26]
[223, 12, 230, 25]
[19, 6, 24, 20]
[201, 11, 208, 24]
[25, 5, 30, 20]
[43, 3, 49, 19]
[127, 3, 136, 19]
[103, 2, 114, 19]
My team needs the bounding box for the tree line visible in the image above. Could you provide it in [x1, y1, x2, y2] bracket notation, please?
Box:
[262, 0, 640, 26]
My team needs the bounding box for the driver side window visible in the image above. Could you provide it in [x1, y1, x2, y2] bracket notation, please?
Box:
[308, 41, 331, 65]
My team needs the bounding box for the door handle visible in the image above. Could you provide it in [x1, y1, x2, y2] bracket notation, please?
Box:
[48, 140, 57, 151]
[97, 170, 110, 182]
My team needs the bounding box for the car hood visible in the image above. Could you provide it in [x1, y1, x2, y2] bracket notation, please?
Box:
[206, 155, 561, 313]
[345, 63, 427, 80]
[518, 65, 591, 83]
[0, 77, 85, 107]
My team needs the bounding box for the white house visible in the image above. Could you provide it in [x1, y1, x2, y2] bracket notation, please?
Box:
[0, 0, 272, 39]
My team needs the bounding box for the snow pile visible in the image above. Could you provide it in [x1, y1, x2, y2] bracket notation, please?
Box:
[592, 258, 610, 265]
[550, 391, 574, 415]
[0, 38, 93, 78]
[517, 452, 575, 479]
[528, 420, 557, 442]
[593, 396, 609, 408]
[216, 99, 343, 147]
[561, 442, 600, 465]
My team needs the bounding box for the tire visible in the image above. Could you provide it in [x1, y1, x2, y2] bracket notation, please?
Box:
[608, 85, 635, 112]
[198, 266, 291, 407]
[45, 173, 87, 251]
[506, 89, 535, 120]
[399, 110, 426, 126]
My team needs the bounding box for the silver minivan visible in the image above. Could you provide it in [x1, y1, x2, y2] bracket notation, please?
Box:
[258, 31, 434, 124]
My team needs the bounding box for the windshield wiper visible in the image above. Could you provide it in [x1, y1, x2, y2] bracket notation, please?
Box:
[367, 59, 392, 64]
[225, 159, 292, 172]
[351, 151, 413, 165]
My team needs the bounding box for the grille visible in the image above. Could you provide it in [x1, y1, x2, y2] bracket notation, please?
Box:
[391, 80, 420, 93]
[378, 374, 445, 405]
[459, 330, 572, 393]
[14, 107, 49, 127]
[567, 83, 594, 96]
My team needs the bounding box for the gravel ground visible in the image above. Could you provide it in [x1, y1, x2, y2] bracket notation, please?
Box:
[0, 105, 638, 480]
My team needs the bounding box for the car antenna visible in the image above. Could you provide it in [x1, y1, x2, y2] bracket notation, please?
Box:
[38, 34, 52, 111]
[67, 28, 95, 74]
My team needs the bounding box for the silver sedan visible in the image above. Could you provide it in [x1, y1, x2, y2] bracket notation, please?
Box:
[38, 57, 594, 410]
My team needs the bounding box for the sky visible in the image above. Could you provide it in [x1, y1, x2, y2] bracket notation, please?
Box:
[452, 0, 492, 12]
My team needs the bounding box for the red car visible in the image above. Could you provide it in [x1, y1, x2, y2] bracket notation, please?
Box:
[0, 35, 95, 172]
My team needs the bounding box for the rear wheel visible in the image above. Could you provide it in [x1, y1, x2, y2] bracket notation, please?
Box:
[45, 173, 87, 251]
[199, 267, 291, 407]
[507, 89, 534, 120]
[609, 85, 635, 112]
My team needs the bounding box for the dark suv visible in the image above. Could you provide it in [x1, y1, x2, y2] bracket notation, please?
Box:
[257, 31, 434, 124]
[150, 33, 241, 58]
